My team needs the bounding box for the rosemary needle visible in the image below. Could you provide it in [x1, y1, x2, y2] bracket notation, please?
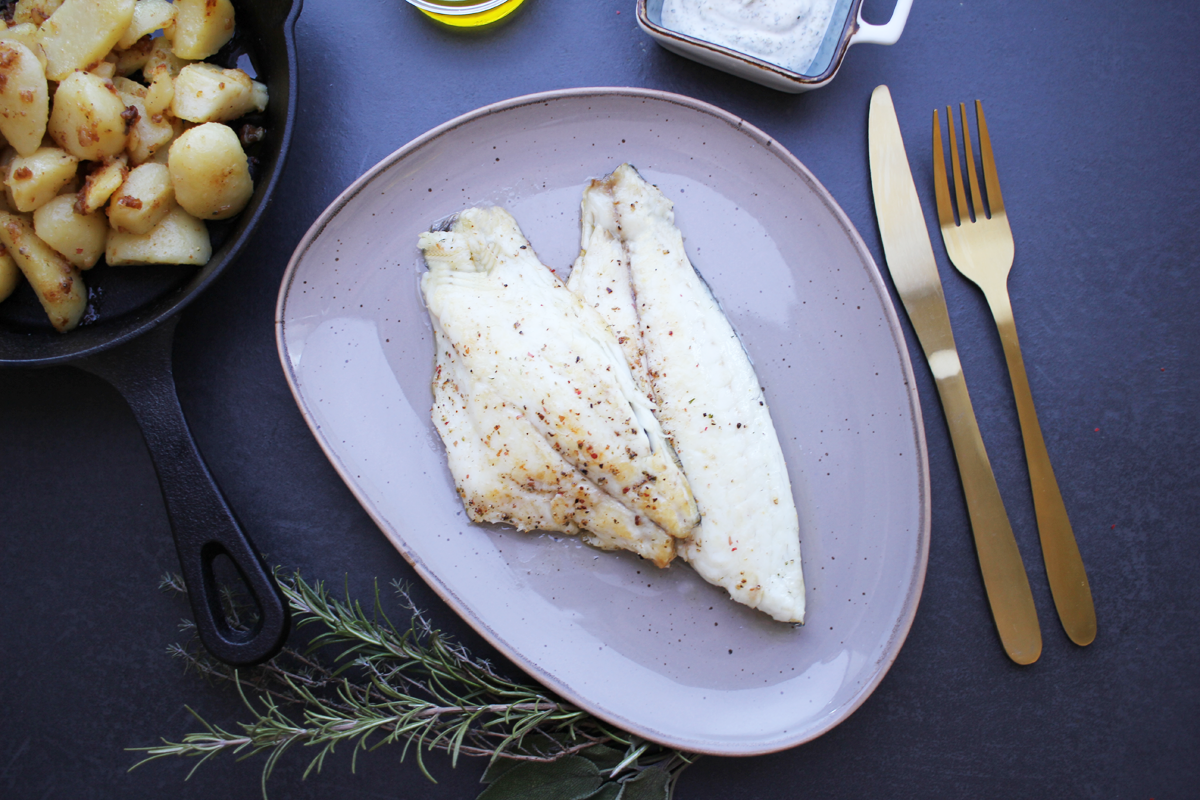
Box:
[131, 571, 695, 799]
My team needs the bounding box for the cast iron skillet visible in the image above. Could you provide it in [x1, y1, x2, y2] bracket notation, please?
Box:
[0, 0, 302, 666]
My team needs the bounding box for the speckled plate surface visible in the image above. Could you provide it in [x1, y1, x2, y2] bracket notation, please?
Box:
[276, 87, 929, 755]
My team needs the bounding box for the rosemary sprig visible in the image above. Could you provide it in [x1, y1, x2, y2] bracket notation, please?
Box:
[132, 572, 695, 799]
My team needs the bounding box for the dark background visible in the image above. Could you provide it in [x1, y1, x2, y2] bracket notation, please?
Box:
[2, 0, 1197, 797]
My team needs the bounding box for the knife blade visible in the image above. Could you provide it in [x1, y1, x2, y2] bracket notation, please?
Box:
[868, 85, 1042, 665]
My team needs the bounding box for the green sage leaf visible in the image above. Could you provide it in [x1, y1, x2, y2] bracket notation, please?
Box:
[476, 755, 603, 800]
[617, 766, 671, 800]
[481, 757, 524, 785]
[580, 744, 626, 772]
[584, 782, 623, 800]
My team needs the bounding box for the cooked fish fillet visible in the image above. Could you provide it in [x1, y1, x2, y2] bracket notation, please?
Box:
[429, 324, 675, 565]
[567, 185, 656, 405]
[419, 206, 700, 567]
[570, 164, 806, 623]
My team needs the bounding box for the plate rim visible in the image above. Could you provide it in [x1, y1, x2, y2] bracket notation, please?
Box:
[275, 86, 931, 755]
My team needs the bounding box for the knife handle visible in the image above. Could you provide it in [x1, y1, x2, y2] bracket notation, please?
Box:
[931, 353, 1042, 664]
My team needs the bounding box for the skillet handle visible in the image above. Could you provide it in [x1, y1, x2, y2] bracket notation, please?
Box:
[76, 317, 290, 666]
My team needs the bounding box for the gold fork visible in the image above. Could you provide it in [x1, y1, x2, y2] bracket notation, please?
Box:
[933, 101, 1096, 646]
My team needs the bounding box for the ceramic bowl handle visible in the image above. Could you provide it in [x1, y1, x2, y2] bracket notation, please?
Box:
[850, 0, 913, 46]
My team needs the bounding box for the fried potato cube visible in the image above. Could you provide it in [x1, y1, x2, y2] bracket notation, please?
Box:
[172, 0, 235, 60]
[146, 125, 178, 165]
[138, 115, 183, 167]
[143, 35, 191, 82]
[0, 246, 21, 302]
[0, 23, 50, 71]
[54, 170, 82, 197]
[75, 155, 128, 215]
[171, 63, 267, 123]
[5, 145, 79, 212]
[116, 0, 177, 50]
[0, 209, 86, 331]
[113, 76, 174, 165]
[168, 122, 252, 220]
[88, 52, 119, 80]
[32, 193, 107, 269]
[0, 147, 18, 190]
[35, 0, 136, 81]
[105, 204, 210, 266]
[107, 161, 172, 234]
[13, 0, 63, 27]
[143, 69, 173, 116]
[47, 71, 130, 161]
[129, 109, 177, 165]
[114, 36, 154, 77]
[112, 75, 146, 99]
[0, 40, 49, 157]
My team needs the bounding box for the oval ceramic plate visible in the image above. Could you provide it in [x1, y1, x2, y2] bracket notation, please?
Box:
[276, 88, 929, 755]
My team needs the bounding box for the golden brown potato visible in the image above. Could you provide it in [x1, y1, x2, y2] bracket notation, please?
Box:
[35, 0, 137, 81]
[0, 208, 86, 331]
[172, 0, 235, 60]
[0, 147, 17, 192]
[0, 23, 50, 71]
[116, 0, 177, 50]
[75, 155, 128, 215]
[33, 193, 107, 269]
[106, 161, 173, 234]
[145, 116, 183, 166]
[88, 53, 119, 80]
[54, 170, 82, 197]
[168, 122, 252, 220]
[0, 40, 49, 157]
[111, 75, 146, 101]
[47, 71, 130, 161]
[113, 77, 175, 165]
[143, 69, 173, 116]
[5, 146, 79, 212]
[0, 246, 20, 302]
[171, 63, 267, 123]
[143, 35, 191, 82]
[114, 36, 155, 77]
[0, 0, 263, 330]
[130, 111, 177, 165]
[13, 0, 63, 27]
[105, 204, 210, 266]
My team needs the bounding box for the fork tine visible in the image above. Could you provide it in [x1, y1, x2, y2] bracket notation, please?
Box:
[932, 108, 955, 228]
[946, 105, 970, 223]
[959, 102, 986, 218]
[975, 99, 1006, 216]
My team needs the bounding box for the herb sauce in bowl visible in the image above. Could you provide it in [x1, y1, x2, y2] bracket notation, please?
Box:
[660, 0, 838, 75]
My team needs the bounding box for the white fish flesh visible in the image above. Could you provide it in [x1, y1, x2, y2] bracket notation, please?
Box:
[568, 164, 805, 623]
[419, 206, 700, 567]
[567, 185, 656, 405]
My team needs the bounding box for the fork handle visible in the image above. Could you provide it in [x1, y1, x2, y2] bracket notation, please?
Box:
[932, 356, 1042, 665]
[985, 286, 1097, 646]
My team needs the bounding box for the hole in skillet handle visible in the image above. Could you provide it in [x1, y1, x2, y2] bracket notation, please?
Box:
[208, 550, 264, 636]
[191, 545, 281, 664]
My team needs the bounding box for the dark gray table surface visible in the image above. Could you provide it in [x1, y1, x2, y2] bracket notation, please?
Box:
[3, 1, 1197, 797]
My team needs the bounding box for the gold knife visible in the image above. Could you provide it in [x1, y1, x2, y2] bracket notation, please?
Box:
[868, 85, 1042, 665]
